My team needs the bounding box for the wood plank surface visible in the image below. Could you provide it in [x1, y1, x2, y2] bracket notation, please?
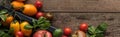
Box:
[27, 0, 120, 12]
[52, 13, 120, 37]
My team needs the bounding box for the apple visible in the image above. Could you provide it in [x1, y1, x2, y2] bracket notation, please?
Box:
[33, 30, 52, 37]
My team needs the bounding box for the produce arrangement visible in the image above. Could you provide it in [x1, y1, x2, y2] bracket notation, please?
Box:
[0, 0, 108, 37]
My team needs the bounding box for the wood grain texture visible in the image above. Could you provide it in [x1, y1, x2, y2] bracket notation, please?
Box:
[52, 13, 120, 37]
[32, 0, 120, 12]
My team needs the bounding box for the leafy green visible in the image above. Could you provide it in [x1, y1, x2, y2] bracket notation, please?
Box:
[0, 23, 2, 27]
[32, 17, 51, 30]
[0, 15, 7, 21]
[88, 25, 96, 35]
[24, 25, 33, 30]
[96, 22, 108, 31]
[87, 22, 108, 37]
[0, 9, 8, 15]
[0, 31, 11, 37]
[8, 28, 14, 34]
[0, 9, 8, 22]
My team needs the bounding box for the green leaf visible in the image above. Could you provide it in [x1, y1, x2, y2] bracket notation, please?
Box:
[0, 23, 2, 27]
[0, 15, 7, 22]
[96, 22, 108, 31]
[88, 25, 96, 35]
[2, 33, 10, 37]
[95, 29, 104, 34]
[38, 17, 46, 24]
[0, 31, 5, 37]
[86, 33, 91, 37]
[24, 25, 33, 30]
[0, 9, 8, 15]
[40, 22, 51, 29]
[95, 33, 104, 37]
[90, 35, 96, 37]
[8, 28, 14, 34]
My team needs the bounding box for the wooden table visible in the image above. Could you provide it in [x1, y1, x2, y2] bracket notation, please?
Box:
[27, 0, 120, 37]
[27, 0, 120, 12]
[1, 0, 120, 37]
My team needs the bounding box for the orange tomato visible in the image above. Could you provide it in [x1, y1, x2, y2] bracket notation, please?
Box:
[2, 14, 14, 26]
[23, 4, 37, 16]
[11, 1, 24, 10]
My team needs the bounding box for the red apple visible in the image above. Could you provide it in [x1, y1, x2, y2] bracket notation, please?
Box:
[33, 30, 52, 37]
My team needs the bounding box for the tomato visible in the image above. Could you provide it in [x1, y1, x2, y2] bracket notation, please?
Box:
[62, 35, 67, 37]
[20, 21, 32, 36]
[34, 0, 42, 8]
[64, 27, 72, 35]
[11, 1, 24, 10]
[23, 4, 37, 16]
[33, 30, 52, 37]
[79, 22, 88, 32]
[36, 12, 44, 19]
[16, 31, 24, 37]
[53, 29, 63, 37]
[10, 20, 20, 34]
[2, 14, 14, 26]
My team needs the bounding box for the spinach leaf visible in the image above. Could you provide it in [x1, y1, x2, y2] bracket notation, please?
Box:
[0, 9, 7, 22]
[32, 17, 51, 30]
[96, 22, 108, 31]
[88, 25, 96, 35]
[0, 15, 7, 22]
[95, 33, 104, 37]
[87, 22, 108, 37]
[0, 9, 7, 15]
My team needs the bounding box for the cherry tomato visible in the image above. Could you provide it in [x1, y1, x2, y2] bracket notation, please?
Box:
[79, 22, 88, 32]
[16, 31, 24, 37]
[36, 12, 44, 19]
[64, 27, 72, 35]
[34, 0, 42, 8]
[62, 35, 67, 37]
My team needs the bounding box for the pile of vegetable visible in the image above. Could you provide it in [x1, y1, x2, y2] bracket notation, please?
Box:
[0, 0, 108, 37]
[61, 22, 108, 37]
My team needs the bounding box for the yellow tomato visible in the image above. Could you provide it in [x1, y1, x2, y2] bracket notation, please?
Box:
[10, 20, 20, 34]
[20, 21, 32, 36]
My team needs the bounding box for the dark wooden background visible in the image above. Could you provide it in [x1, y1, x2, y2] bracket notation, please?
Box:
[1, 0, 120, 37]
[27, 0, 120, 37]
[27, 0, 120, 12]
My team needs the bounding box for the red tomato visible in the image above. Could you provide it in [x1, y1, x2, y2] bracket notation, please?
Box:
[33, 30, 52, 37]
[62, 35, 67, 37]
[16, 31, 24, 37]
[34, 0, 42, 8]
[79, 22, 88, 32]
[64, 27, 72, 35]
[36, 12, 44, 19]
